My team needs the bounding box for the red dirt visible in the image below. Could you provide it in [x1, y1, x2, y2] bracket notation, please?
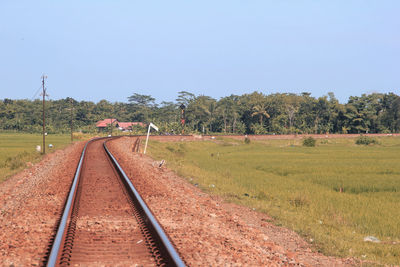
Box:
[0, 141, 84, 266]
[107, 137, 359, 266]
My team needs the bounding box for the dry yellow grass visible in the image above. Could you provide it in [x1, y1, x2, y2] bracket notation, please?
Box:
[148, 136, 400, 265]
[0, 133, 72, 181]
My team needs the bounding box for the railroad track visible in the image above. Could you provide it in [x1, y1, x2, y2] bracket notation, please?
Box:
[45, 138, 185, 266]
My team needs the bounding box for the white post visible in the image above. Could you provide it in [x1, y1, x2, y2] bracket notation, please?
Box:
[144, 123, 159, 154]
[144, 124, 151, 154]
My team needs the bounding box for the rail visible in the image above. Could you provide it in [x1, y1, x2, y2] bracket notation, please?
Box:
[103, 140, 185, 267]
[46, 138, 95, 266]
[46, 137, 185, 266]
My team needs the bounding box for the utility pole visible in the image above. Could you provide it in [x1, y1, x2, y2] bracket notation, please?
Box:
[66, 98, 74, 142]
[110, 118, 112, 136]
[41, 75, 48, 154]
[109, 106, 115, 137]
[70, 98, 74, 142]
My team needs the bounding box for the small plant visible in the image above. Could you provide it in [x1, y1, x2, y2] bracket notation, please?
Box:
[166, 146, 175, 152]
[165, 144, 186, 156]
[257, 191, 270, 200]
[303, 137, 316, 147]
[5, 151, 30, 170]
[356, 136, 379, 145]
[319, 139, 329, 144]
[8, 157, 25, 170]
[244, 137, 251, 144]
[289, 195, 309, 207]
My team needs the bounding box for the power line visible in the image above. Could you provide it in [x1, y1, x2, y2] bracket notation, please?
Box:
[31, 85, 42, 100]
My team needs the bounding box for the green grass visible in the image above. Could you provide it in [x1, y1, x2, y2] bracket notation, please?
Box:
[0, 132, 73, 182]
[147, 136, 400, 265]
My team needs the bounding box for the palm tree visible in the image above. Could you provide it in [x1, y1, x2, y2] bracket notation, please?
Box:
[251, 103, 270, 126]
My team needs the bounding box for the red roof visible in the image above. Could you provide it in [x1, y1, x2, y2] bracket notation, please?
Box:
[117, 122, 146, 129]
[96, 118, 118, 128]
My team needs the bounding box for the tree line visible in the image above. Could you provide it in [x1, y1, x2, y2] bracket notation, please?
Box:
[1, 91, 399, 135]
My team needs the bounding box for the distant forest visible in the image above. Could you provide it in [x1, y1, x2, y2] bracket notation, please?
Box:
[1, 91, 400, 135]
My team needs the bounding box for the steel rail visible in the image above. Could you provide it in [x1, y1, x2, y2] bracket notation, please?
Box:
[47, 138, 93, 266]
[47, 137, 113, 266]
[103, 141, 186, 267]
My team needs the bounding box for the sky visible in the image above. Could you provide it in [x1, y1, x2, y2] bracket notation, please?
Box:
[0, 1, 399, 104]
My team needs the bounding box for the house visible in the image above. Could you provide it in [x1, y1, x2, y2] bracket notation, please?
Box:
[96, 118, 119, 131]
[117, 122, 146, 131]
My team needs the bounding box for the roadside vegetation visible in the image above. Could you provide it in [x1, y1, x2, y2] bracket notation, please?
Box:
[0, 133, 79, 182]
[148, 136, 400, 265]
[1, 91, 399, 135]
[0, 130, 139, 183]
[355, 135, 380, 146]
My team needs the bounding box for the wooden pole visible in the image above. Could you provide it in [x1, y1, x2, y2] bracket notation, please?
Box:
[70, 99, 74, 142]
[41, 75, 47, 154]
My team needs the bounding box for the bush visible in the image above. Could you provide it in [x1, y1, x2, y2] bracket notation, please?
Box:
[289, 194, 309, 207]
[303, 137, 316, 147]
[250, 123, 267, 135]
[9, 158, 25, 170]
[5, 151, 30, 170]
[319, 139, 329, 144]
[356, 136, 379, 145]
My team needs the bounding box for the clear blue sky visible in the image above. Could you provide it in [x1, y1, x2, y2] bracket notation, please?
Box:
[1, 1, 399, 104]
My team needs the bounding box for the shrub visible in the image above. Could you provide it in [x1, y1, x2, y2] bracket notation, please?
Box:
[289, 194, 309, 207]
[5, 153, 28, 170]
[166, 146, 175, 152]
[165, 145, 185, 156]
[356, 136, 379, 145]
[250, 123, 266, 134]
[244, 137, 251, 144]
[303, 137, 316, 147]
[319, 139, 329, 144]
[257, 191, 270, 200]
[10, 158, 25, 170]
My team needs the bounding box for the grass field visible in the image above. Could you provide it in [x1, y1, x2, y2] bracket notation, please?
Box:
[0, 131, 142, 182]
[147, 136, 400, 265]
[0, 133, 76, 182]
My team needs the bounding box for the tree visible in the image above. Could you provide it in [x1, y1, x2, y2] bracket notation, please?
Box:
[1, 91, 400, 135]
[216, 95, 240, 133]
[154, 101, 178, 124]
[176, 91, 195, 106]
[286, 105, 297, 133]
[186, 95, 216, 133]
[128, 93, 155, 106]
[251, 102, 270, 126]
[127, 93, 156, 122]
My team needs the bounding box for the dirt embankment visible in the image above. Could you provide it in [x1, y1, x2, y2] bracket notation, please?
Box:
[107, 137, 358, 266]
[0, 142, 84, 266]
[131, 133, 399, 142]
